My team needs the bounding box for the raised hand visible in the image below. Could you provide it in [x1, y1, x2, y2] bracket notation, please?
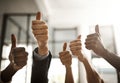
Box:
[95, 25, 100, 34]
[59, 42, 72, 67]
[69, 35, 81, 56]
[59, 43, 74, 83]
[69, 35, 85, 62]
[85, 25, 105, 57]
[32, 12, 48, 55]
[69, 35, 83, 61]
[9, 34, 28, 71]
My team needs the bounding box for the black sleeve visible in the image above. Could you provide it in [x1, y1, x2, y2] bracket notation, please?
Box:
[31, 48, 52, 83]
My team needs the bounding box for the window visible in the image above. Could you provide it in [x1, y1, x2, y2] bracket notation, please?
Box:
[0, 14, 80, 83]
[48, 27, 79, 83]
[0, 13, 36, 83]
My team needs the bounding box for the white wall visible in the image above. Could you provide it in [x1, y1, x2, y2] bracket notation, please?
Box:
[45, 0, 120, 83]
[0, 1, 39, 83]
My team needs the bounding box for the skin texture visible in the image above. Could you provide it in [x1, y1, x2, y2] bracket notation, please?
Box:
[32, 12, 48, 56]
[31, 12, 52, 83]
[85, 25, 120, 71]
[59, 42, 74, 83]
[1, 34, 28, 82]
[69, 35, 104, 83]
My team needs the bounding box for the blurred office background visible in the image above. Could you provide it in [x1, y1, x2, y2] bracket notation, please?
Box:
[0, 0, 120, 83]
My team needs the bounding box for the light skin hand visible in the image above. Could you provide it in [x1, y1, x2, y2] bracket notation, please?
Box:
[85, 25, 120, 72]
[32, 12, 48, 55]
[85, 25, 106, 57]
[69, 35, 85, 62]
[70, 35, 104, 83]
[59, 42, 72, 68]
[59, 42, 74, 83]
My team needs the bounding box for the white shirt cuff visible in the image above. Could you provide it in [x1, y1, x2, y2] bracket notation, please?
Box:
[33, 48, 49, 60]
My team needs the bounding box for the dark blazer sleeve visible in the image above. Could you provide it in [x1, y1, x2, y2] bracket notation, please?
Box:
[31, 48, 52, 83]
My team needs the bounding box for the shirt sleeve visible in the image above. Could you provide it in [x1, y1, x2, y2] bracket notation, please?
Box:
[33, 47, 49, 60]
[31, 47, 52, 83]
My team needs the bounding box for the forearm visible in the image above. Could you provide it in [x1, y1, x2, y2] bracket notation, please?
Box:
[101, 49, 120, 71]
[38, 45, 48, 56]
[65, 66, 74, 83]
[80, 57, 102, 83]
[1, 63, 17, 82]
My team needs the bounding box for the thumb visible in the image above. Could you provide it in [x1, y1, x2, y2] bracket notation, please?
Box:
[11, 34, 16, 49]
[36, 12, 41, 20]
[9, 34, 16, 62]
[63, 42, 67, 51]
[95, 24, 100, 34]
[77, 35, 81, 40]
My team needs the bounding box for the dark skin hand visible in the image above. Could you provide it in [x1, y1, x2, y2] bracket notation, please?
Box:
[85, 25, 120, 71]
[59, 42, 74, 83]
[1, 34, 28, 82]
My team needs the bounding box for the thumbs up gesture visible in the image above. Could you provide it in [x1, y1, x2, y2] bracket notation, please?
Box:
[69, 35, 82, 56]
[32, 12, 48, 55]
[59, 42, 72, 67]
[85, 25, 105, 57]
[9, 34, 28, 71]
[69, 35, 85, 61]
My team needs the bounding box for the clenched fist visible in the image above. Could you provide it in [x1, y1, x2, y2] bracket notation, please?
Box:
[59, 42, 72, 68]
[9, 34, 28, 71]
[32, 12, 48, 55]
[69, 35, 85, 62]
[85, 25, 106, 57]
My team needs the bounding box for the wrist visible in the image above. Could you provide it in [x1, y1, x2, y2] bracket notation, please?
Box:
[38, 41, 47, 47]
[9, 63, 19, 72]
[38, 46, 48, 56]
[81, 57, 87, 63]
[1, 63, 17, 82]
[101, 49, 111, 58]
[98, 48, 108, 57]
[65, 65, 71, 69]
[77, 51, 86, 62]
[78, 55, 86, 62]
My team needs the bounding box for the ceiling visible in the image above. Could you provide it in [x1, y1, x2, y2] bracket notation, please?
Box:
[35, 0, 120, 25]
